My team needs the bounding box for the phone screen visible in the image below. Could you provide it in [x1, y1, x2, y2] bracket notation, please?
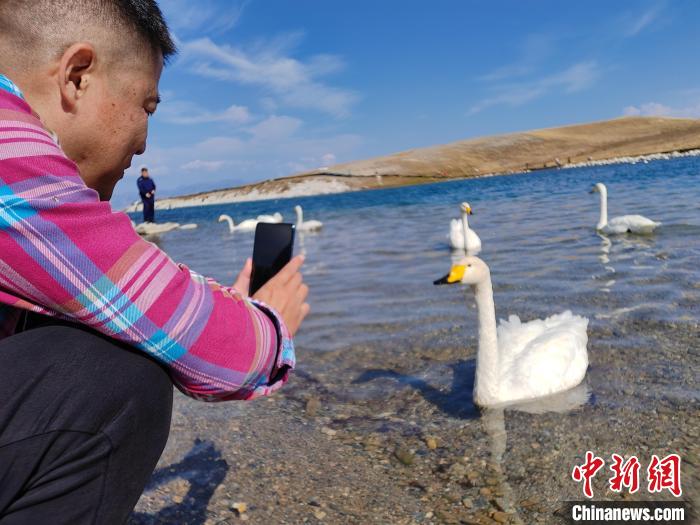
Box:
[249, 222, 295, 296]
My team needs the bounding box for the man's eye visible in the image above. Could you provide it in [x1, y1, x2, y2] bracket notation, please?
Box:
[145, 108, 155, 117]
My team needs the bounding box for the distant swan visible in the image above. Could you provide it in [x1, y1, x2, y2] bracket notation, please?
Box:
[435, 256, 589, 407]
[133, 221, 181, 236]
[218, 214, 258, 233]
[591, 183, 660, 234]
[449, 202, 482, 253]
[294, 205, 323, 232]
[256, 212, 283, 223]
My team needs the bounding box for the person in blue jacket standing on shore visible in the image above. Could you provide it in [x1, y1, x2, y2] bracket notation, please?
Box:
[137, 166, 156, 223]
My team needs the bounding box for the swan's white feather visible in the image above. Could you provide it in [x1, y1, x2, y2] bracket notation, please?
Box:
[134, 222, 180, 235]
[297, 219, 323, 232]
[449, 219, 482, 252]
[495, 311, 588, 403]
[257, 212, 283, 223]
[602, 215, 660, 234]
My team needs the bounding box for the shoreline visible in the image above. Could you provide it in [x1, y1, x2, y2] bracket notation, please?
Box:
[124, 148, 700, 213]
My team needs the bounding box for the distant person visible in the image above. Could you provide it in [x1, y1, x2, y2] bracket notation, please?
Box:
[0, 1, 309, 523]
[137, 166, 156, 222]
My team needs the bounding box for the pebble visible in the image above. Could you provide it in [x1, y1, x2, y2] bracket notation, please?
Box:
[425, 436, 438, 450]
[462, 498, 473, 508]
[479, 488, 492, 497]
[231, 502, 247, 514]
[448, 462, 467, 478]
[314, 509, 327, 520]
[306, 397, 321, 417]
[491, 510, 510, 523]
[394, 447, 415, 466]
[519, 497, 538, 508]
[320, 427, 337, 437]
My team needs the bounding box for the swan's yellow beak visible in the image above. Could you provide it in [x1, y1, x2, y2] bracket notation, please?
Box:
[434, 264, 465, 285]
[461, 204, 473, 215]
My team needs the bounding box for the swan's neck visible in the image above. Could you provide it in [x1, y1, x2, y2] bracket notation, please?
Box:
[222, 216, 235, 232]
[461, 211, 471, 250]
[597, 189, 608, 230]
[472, 274, 500, 406]
[295, 208, 303, 225]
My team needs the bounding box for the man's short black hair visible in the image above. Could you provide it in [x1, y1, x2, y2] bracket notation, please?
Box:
[0, 0, 177, 67]
[112, 0, 177, 61]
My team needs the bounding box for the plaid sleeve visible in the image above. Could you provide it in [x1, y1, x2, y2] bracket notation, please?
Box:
[0, 90, 295, 401]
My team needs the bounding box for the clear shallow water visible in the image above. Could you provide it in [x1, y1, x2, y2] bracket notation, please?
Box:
[132, 156, 700, 403]
[129, 157, 699, 522]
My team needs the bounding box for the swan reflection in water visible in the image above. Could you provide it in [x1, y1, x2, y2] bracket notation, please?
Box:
[481, 383, 590, 523]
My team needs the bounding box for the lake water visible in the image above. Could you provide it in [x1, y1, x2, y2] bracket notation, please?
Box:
[136, 156, 700, 356]
[130, 156, 699, 520]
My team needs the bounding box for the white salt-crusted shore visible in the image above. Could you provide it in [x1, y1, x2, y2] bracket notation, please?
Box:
[124, 148, 700, 213]
[562, 148, 700, 169]
[124, 178, 353, 213]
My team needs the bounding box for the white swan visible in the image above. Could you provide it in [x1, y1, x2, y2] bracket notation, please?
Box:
[256, 212, 283, 223]
[294, 205, 323, 232]
[434, 256, 589, 407]
[218, 214, 258, 233]
[449, 202, 482, 253]
[591, 183, 660, 234]
[133, 221, 181, 236]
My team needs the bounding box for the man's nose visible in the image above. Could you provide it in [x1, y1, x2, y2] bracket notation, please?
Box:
[135, 142, 146, 156]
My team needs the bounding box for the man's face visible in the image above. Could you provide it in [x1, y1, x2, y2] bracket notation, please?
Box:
[70, 53, 163, 200]
[141, 169, 149, 178]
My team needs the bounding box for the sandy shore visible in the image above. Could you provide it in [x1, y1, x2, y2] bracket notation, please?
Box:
[124, 117, 700, 213]
[128, 318, 698, 525]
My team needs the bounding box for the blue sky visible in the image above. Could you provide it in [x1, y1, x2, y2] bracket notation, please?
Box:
[114, 0, 700, 208]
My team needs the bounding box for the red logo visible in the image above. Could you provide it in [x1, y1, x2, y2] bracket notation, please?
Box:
[609, 454, 640, 494]
[573, 452, 682, 498]
[647, 454, 682, 497]
[572, 451, 606, 498]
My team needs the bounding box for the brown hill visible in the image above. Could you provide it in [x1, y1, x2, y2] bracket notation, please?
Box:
[132, 116, 700, 211]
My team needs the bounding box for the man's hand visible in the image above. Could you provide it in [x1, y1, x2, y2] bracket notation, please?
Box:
[253, 255, 309, 336]
[232, 258, 252, 295]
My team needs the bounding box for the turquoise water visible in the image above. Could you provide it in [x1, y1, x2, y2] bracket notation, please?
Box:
[136, 156, 700, 358]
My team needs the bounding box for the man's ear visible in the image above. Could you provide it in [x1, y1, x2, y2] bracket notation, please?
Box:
[58, 43, 97, 112]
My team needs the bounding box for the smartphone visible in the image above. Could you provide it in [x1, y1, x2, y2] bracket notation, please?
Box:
[249, 222, 295, 296]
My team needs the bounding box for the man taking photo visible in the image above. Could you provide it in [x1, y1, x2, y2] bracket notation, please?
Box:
[0, 1, 309, 523]
[137, 166, 156, 223]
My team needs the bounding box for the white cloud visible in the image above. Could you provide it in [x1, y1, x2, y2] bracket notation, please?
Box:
[624, 4, 663, 37]
[477, 33, 554, 82]
[468, 61, 601, 115]
[247, 116, 303, 141]
[321, 153, 336, 166]
[157, 100, 252, 125]
[180, 160, 226, 172]
[177, 37, 358, 117]
[160, 0, 246, 35]
[623, 101, 700, 118]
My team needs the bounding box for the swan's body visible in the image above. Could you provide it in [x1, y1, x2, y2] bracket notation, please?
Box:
[133, 221, 181, 236]
[592, 183, 660, 234]
[449, 202, 482, 253]
[294, 205, 323, 232]
[256, 212, 283, 223]
[435, 256, 588, 407]
[218, 214, 258, 233]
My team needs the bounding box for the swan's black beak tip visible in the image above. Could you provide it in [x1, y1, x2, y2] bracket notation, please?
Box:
[434, 274, 450, 285]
